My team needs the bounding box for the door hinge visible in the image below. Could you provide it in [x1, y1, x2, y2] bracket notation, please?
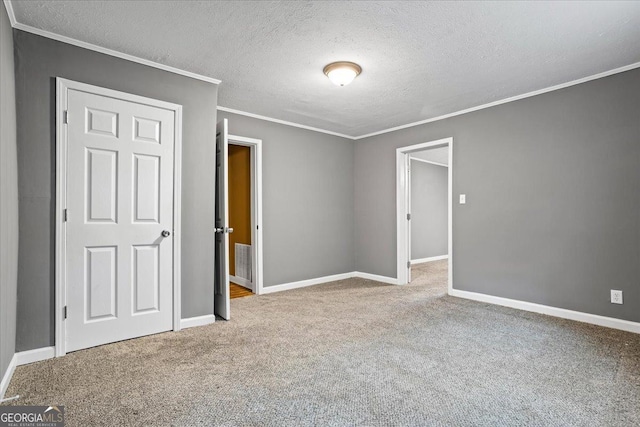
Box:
[64, 306, 67, 319]
[63, 110, 69, 124]
[407, 261, 411, 269]
[407, 213, 411, 220]
[64, 209, 68, 222]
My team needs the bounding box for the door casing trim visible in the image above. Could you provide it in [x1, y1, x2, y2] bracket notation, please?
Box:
[55, 78, 183, 356]
[396, 137, 453, 290]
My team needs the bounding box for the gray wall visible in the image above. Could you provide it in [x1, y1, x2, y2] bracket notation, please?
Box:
[355, 67, 640, 322]
[217, 111, 355, 287]
[410, 160, 447, 260]
[1, 2, 18, 387]
[14, 30, 218, 351]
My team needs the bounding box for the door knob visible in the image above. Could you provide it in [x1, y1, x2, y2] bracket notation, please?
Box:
[215, 227, 224, 233]
[227, 227, 234, 234]
[161, 230, 171, 237]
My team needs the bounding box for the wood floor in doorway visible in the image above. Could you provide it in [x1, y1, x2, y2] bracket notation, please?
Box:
[230, 282, 253, 299]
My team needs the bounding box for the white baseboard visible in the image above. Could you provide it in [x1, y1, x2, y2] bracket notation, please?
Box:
[15, 347, 55, 366]
[353, 271, 399, 285]
[0, 354, 17, 400]
[261, 272, 355, 294]
[1, 346, 56, 400]
[411, 255, 448, 265]
[450, 289, 640, 334]
[180, 314, 216, 330]
[229, 275, 252, 289]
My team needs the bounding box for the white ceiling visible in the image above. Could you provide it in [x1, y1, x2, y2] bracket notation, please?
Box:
[9, 1, 640, 138]
[411, 147, 449, 166]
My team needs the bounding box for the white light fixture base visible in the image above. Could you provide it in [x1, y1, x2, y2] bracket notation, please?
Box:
[323, 61, 362, 86]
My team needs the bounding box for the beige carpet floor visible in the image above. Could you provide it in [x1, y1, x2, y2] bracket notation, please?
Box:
[4, 260, 640, 426]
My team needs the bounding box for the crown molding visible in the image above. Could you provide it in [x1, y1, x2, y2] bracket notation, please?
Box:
[353, 60, 640, 140]
[5, 1, 220, 85]
[217, 106, 355, 140]
[3, 0, 16, 26]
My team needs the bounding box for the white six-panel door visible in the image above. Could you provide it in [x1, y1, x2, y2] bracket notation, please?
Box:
[64, 87, 176, 352]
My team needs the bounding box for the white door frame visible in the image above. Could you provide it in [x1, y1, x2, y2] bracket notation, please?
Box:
[396, 137, 453, 293]
[227, 134, 264, 295]
[55, 78, 183, 357]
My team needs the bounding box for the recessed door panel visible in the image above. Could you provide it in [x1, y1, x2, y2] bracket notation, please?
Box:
[86, 108, 118, 138]
[133, 117, 161, 144]
[85, 246, 117, 321]
[133, 154, 160, 223]
[132, 245, 159, 314]
[86, 149, 118, 223]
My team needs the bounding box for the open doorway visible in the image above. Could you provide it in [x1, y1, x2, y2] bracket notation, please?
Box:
[228, 143, 254, 298]
[227, 135, 262, 298]
[396, 138, 452, 293]
[214, 119, 263, 320]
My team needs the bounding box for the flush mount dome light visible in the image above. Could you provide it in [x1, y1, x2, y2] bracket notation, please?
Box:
[323, 61, 362, 86]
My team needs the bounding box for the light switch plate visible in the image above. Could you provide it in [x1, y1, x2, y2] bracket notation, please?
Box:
[459, 194, 466, 204]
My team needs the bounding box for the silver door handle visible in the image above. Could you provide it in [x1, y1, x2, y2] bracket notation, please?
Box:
[214, 227, 233, 234]
[162, 230, 171, 237]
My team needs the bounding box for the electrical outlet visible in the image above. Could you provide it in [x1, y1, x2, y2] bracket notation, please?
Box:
[459, 194, 466, 204]
[610, 290, 623, 305]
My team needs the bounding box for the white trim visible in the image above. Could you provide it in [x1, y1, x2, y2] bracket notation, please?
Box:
[55, 79, 67, 357]
[260, 271, 401, 294]
[410, 157, 448, 168]
[8, 18, 220, 85]
[3, 0, 16, 26]
[450, 289, 640, 335]
[447, 144, 453, 294]
[0, 354, 17, 400]
[55, 78, 183, 355]
[0, 346, 57, 399]
[255, 141, 264, 295]
[173, 107, 183, 332]
[396, 138, 453, 291]
[219, 107, 354, 140]
[260, 272, 354, 294]
[180, 314, 216, 330]
[355, 61, 640, 140]
[227, 134, 264, 295]
[15, 347, 55, 366]
[229, 275, 252, 289]
[407, 154, 412, 282]
[353, 271, 399, 285]
[411, 255, 448, 265]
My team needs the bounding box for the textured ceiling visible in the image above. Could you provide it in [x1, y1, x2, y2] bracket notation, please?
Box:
[10, 1, 640, 137]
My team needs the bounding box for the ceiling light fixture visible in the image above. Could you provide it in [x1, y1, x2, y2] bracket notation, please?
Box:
[323, 61, 362, 86]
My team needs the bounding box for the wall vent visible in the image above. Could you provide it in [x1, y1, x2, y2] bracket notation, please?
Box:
[235, 243, 252, 282]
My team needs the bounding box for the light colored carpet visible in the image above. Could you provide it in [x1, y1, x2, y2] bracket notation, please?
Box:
[4, 260, 640, 426]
